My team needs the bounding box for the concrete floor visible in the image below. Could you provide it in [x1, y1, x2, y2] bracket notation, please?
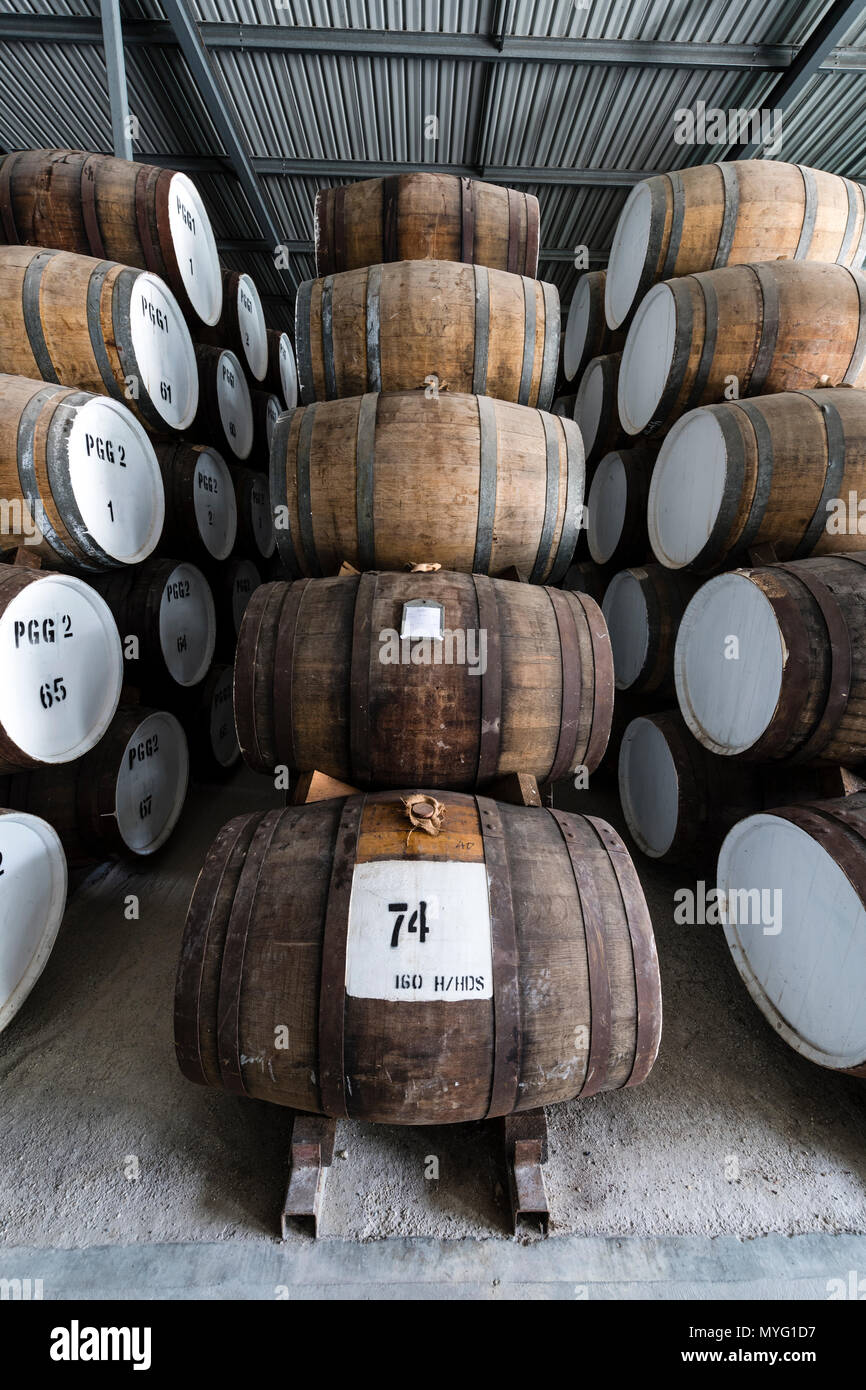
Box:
[2, 766, 865, 1298]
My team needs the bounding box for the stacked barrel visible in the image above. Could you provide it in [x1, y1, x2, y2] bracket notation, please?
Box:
[176, 171, 663, 1128]
[0, 148, 297, 1032]
[582, 158, 866, 1076]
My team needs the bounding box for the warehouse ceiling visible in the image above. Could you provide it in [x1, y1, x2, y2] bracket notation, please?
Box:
[1, 0, 866, 329]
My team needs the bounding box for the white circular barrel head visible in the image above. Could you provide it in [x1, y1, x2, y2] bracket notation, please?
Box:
[216, 350, 254, 460]
[230, 560, 261, 635]
[602, 570, 649, 691]
[235, 273, 268, 382]
[158, 563, 216, 687]
[167, 173, 222, 327]
[718, 812, 866, 1070]
[129, 272, 198, 431]
[605, 180, 653, 329]
[114, 711, 189, 854]
[618, 717, 680, 858]
[264, 395, 281, 450]
[648, 410, 729, 568]
[564, 276, 593, 381]
[192, 447, 237, 561]
[0, 575, 122, 764]
[575, 357, 607, 458]
[588, 451, 627, 564]
[618, 283, 676, 435]
[279, 333, 298, 409]
[67, 397, 164, 565]
[674, 573, 784, 755]
[0, 811, 67, 1032]
[209, 666, 240, 768]
[248, 473, 275, 559]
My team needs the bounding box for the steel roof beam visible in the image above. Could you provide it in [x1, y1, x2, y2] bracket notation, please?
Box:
[141, 153, 658, 185]
[99, 0, 133, 161]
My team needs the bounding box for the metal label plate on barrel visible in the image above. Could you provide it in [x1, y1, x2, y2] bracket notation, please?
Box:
[345, 860, 493, 1002]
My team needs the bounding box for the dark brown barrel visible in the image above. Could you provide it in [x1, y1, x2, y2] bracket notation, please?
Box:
[193, 346, 253, 461]
[232, 466, 275, 562]
[618, 261, 866, 437]
[675, 554, 866, 763]
[575, 352, 629, 468]
[264, 328, 298, 408]
[0, 566, 123, 773]
[648, 388, 866, 572]
[603, 564, 700, 696]
[562, 560, 610, 605]
[200, 267, 268, 381]
[174, 790, 662, 1123]
[270, 391, 583, 581]
[175, 663, 240, 778]
[563, 271, 626, 383]
[234, 571, 614, 789]
[314, 174, 540, 277]
[90, 557, 216, 691]
[587, 444, 657, 568]
[0, 373, 164, 571]
[606, 160, 866, 331]
[0, 706, 189, 863]
[718, 792, 866, 1075]
[0, 245, 199, 433]
[295, 260, 559, 408]
[155, 441, 237, 565]
[0, 148, 222, 327]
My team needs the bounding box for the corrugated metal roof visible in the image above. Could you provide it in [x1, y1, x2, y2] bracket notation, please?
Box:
[0, 0, 864, 329]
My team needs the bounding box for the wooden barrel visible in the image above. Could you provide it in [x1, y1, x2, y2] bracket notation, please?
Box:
[265, 329, 298, 409]
[587, 445, 657, 568]
[271, 391, 583, 580]
[0, 706, 189, 862]
[674, 554, 866, 763]
[619, 261, 866, 437]
[0, 148, 222, 328]
[234, 571, 614, 789]
[314, 173, 540, 277]
[0, 374, 164, 570]
[202, 268, 268, 381]
[91, 558, 216, 691]
[563, 271, 626, 383]
[0, 567, 123, 772]
[177, 663, 240, 778]
[174, 790, 662, 1122]
[648, 389, 866, 572]
[155, 441, 237, 565]
[618, 709, 862, 863]
[605, 160, 866, 330]
[602, 563, 699, 695]
[295, 261, 559, 407]
[251, 389, 281, 461]
[717, 793, 866, 1075]
[0, 246, 199, 433]
[233, 467, 276, 562]
[575, 353, 628, 467]
[0, 808, 66, 1033]
[193, 346, 253, 461]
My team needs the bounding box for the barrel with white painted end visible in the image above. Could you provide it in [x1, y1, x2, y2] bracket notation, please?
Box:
[174, 791, 662, 1123]
[212, 557, 262, 659]
[265, 329, 298, 409]
[563, 271, 625, 383]
[0, 809, 67, 1033]
[0, 374, 164, 570]
[296, 260, 559, 408]
[0, 246, 198, 433]
[271, 391, 583, 581]
[0, 707, 189, 862]
[0, 568, 123, 773]
[202, 268, 268, 382]
[648, 389, 866, 572]
[0, 148, 222, 327]
[233, 467, 275, 562]
[234, 571, 614, 789]
[155, 441, 237, 565]
[618, 261, 866, 437]
[194, 346, 253, 461]
[574, 352, 628, 468]
[718, 794, 866, 1075]
[251, 389, 281, 461]
[177, 664, 240, 778]
[602, 564, 699, 695]
[90, 558, 216, 691]
[587, 445, 657, 568]
[605, 159, 866, 331]
[674, 555, 866, 763]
